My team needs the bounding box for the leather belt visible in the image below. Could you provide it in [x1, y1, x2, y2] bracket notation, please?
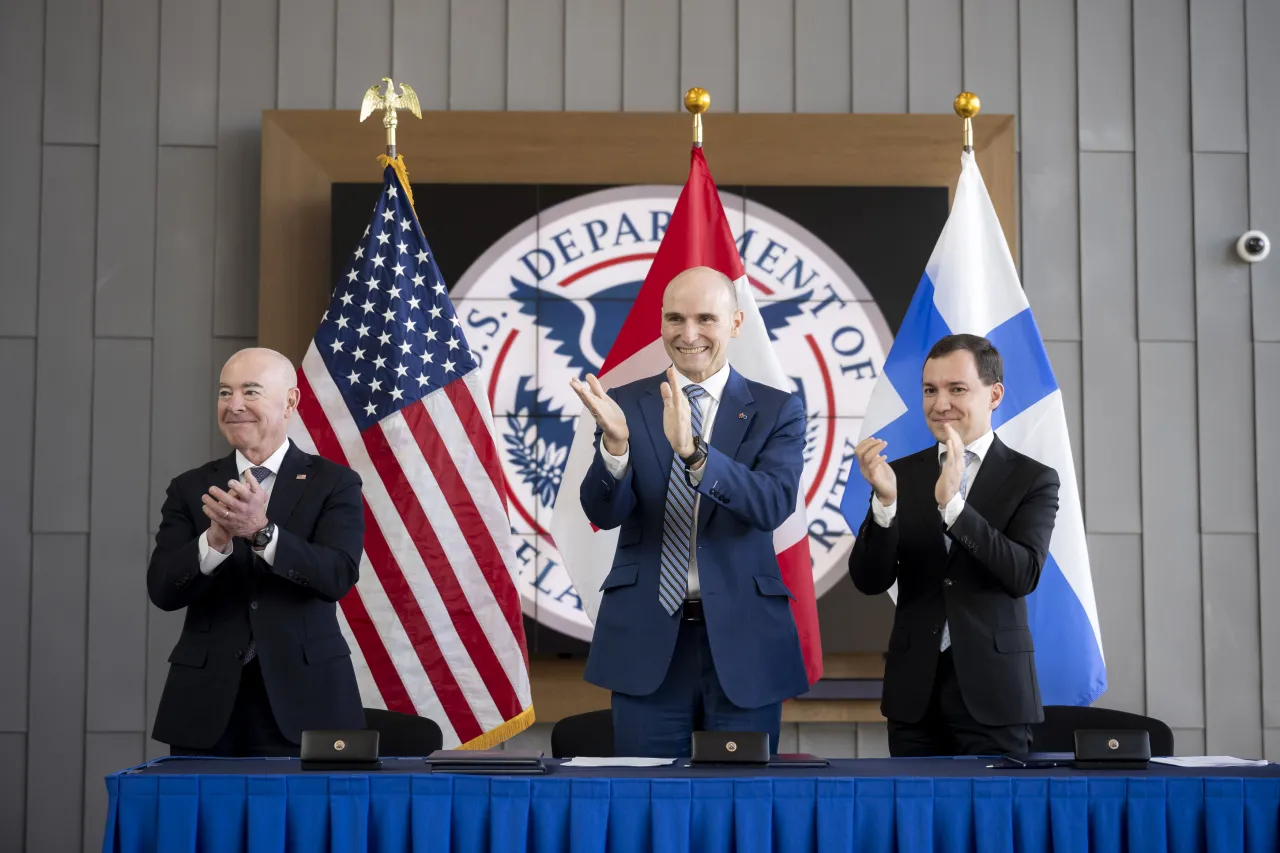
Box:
[681, 599, 705, 622]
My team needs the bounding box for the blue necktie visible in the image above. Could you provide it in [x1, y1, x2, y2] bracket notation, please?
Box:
[657, 384, 706, 615]
[938, 448, 976, 652]
[241, 465, 272, 666]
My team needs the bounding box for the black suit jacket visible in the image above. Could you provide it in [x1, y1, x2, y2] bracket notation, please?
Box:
[848, 436, 1059, 727]
[147, 442, 366, 747]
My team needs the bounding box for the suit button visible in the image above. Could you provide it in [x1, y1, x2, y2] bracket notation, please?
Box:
[250, 601, 259, 610]
[932, 625, 941, 635]
[235, 650, 244, 659]
[943, 578, 953, 587]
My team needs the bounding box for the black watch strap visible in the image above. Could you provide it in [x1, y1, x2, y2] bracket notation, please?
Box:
[681, 436, 708, 467]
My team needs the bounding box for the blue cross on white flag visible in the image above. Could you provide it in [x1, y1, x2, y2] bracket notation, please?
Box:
[839, 151, 1106, 706]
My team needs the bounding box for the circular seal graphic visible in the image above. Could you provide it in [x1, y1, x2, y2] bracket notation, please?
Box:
[452, 187, 891, 641]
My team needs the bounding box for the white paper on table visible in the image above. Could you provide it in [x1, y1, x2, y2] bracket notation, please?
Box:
[1150, 756, 1270, 768]
[562, 757, 677, 768]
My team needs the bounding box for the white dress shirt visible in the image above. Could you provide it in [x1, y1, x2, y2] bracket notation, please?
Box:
[870, 429, 996, 650]
[600, 362, 731, 599]
[197, 438, 291, 574]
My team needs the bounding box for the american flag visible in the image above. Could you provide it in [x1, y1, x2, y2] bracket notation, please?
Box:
[288, 161, 534, 748]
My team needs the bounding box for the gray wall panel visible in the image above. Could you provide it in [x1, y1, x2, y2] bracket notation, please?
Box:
[1203, 534, 1262, 757]
[25, 534, 87, 852]
[1018, 0, 1078, 340]
[738, 0, 792, 112]
[1134, 0, 1194, 342]
[43, 0, 101, 144]
[392, 0, 450, 110]
[0, 340, 34, 732]
[1194, 154, 1255, 533]
[1089, 534, 1145, 713]
[1043, 341, 1083, 490]
[565, 0, 622, 110]
[1189, 0, 1247, 153]
[450, 0, 507, 109]
[159, 0, 220, 146]
[0, 0, 44, 337]
[33, 147, 97, 533]
[214, 0, 278, 339]
[798, 724, 856, 758]
[681, 0, 738, 113]
[336, 0, 392, 109]
[97, 0, 160, 339]
[1247, 0, 1280, 341]
[1257, 343, 1280, 726]
[795, 0, 850, 112]
[83, 733, 144, 853]
[907, 0, 960, 114]
[1140, 342, 1204, 728]
[852, 0, 907, 113]
[1173, 728, 1205, 758]
[962, 0, 1018, 147]
[1268, 729, 1280, 764]
[1080, 153, 1140, 533]
[151, 148, 217, 526]
[278, 0, 337, 109]
[856, 723, 890, 758]
[1076, 0, 1132, 152]
[88, 340, 153, 732]
[623, 0, 679, 111]
[0, 734, 25, 850]
[508, 0, 566, 110]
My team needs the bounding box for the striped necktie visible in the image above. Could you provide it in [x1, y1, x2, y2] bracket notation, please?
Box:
[657, 384, 707, 615]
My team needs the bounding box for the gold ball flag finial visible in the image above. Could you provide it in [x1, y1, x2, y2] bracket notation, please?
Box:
[953, 91, 981, 119]
[684, 87, 711, 115]
[684, 87, 710, 147]
[954, 91, 980, 152]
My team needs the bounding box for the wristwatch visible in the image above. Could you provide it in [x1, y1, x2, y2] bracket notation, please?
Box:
[250, 522, 276, 549]
[681, 435, 708, 469]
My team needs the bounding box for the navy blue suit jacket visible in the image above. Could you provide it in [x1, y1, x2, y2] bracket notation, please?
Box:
[580, 367, 810, 709]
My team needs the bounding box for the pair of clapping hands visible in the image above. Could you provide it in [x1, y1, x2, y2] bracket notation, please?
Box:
[569, 367, 704, 467]
[855, 423, 968, 508]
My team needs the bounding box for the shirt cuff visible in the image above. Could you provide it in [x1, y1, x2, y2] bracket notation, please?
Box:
[871, 497, 897, 527]
[600, 437, 629, 480]
[940, 493, 966, 528]
[685, 461, 705, 486]
[254, 528, 279, 566]
[198, 530, 233, 575]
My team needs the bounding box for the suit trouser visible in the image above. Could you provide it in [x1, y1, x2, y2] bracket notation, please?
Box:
[169, 658, 298, 758]
[610, 608, 783, 759]
[887, 648, 1031, 757]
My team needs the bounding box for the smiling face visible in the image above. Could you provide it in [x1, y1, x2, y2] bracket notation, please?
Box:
[217, 348, 300, 463]
[922, 349, 1004, 444]
[660, 266, 744, 383]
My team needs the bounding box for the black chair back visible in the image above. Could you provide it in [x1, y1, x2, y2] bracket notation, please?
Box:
[1030, 705, 1175, 756]
[551, 709, 615, 758]
[362, 708, 444, 757]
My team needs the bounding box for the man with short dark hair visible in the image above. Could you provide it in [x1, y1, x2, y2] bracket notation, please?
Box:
[848, 333, 1060, 756]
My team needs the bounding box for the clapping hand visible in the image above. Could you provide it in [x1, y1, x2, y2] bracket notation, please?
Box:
[854, 437, 897, 506]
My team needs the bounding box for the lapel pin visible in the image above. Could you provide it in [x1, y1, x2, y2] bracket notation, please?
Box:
[738, 412, 746, 419]
[296, 474, 307, 480]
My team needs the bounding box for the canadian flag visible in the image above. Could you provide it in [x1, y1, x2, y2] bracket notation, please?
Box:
[549, 146, 823, 685]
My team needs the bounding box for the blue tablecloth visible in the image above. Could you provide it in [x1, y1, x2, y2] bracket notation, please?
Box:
[103, 757, 1280, 852]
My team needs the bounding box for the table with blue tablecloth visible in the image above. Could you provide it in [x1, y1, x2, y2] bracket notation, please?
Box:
[103, 756, 1280, 852]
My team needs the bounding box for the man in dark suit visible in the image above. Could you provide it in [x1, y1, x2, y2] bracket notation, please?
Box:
[148, 347, 365, 756]
[848, 334, 1059, 756]
[569, 266, 809, 758]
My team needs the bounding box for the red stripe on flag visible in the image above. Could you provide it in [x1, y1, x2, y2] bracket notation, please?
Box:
[444, 378, 509, 518]
[776, 536, 823, 684]
[402, 398, 528, 657]
[338, 588, 415, 714]
[362, 415, 524, 719]
[297, 373, 484, 742]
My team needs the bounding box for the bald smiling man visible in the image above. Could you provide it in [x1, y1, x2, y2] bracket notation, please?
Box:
[148, 348, 366, 756]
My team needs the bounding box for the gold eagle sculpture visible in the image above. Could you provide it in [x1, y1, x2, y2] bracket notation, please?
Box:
[359, 77, 422, 123]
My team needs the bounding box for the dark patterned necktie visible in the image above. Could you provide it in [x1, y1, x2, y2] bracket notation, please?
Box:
[241, 465, 272, 666]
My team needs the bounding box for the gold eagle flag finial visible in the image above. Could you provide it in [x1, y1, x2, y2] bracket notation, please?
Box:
[360, 77, 422, 157]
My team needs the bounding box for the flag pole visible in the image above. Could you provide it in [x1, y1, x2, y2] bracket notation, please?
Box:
[684, 87, 710, 148]
[360, 78, 424, 208]
[954, 91, 981, 152]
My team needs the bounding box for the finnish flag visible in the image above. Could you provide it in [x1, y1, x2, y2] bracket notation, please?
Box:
[839, 151, 1107, 706]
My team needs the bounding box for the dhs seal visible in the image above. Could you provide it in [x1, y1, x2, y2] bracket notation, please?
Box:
[452, 187, 891, 642]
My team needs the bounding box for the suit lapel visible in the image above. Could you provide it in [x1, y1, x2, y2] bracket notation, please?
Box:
[697, 368, 755, 534]
[266, 442, 313, 528]
[961, 435, 1013, 519]
[910, 451, 949, 559]
[638, 376, 675, 472]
